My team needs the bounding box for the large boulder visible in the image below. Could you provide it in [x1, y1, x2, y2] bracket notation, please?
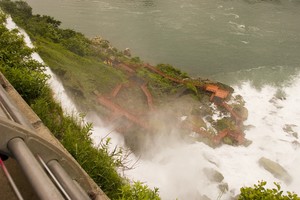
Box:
[203, 168, 224, 183]
[258, 157, 292, 184]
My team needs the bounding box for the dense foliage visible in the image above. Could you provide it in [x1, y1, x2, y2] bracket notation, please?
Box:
[0, 11, 48, 103]
[0, 4, 160, 199]
[239, 181, 300, 200]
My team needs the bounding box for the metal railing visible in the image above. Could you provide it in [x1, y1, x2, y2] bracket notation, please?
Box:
[0, 74, 102, 200]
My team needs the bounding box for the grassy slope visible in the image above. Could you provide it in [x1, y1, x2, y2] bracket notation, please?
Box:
[36, 38, 126, 110]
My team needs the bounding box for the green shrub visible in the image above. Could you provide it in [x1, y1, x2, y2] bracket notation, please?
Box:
[156, 63, 189, 79]
[239, 181, 300, 200]
[119, 181, 160, 200]
[0, 11, 49, 103]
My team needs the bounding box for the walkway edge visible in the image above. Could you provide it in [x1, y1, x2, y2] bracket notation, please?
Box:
[0, 72, 110, 200]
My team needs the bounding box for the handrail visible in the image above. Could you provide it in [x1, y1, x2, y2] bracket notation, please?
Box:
[8, 138, 64, 200]
[48, 160, 90, 200]
[37, 155, 72, 200]
[0, 73, 108, 199]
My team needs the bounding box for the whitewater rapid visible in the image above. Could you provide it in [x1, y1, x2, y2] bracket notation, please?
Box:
[122, 75, 300, 200]
[6, 16, 300, 199]
[121, 75, 300, 199]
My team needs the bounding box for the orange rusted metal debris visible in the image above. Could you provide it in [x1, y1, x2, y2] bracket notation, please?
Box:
[116, 63, 135, 73]
[111, 83, 123, 98]
[205, 84, 219, 93]
[221, 102, 242, 124]
[205, 84, 229, 99]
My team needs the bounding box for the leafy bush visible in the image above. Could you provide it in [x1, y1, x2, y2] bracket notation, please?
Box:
[0, 12, 49, 103]
[239, 181, 300, 200]
[119, 181, 160, 200]
[157, 63, 189, 79]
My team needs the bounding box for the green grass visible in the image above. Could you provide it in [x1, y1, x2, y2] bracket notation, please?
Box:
[36, 37, 125, 94]
[34, 37, 127, 112]
[31, 92, 124, 198]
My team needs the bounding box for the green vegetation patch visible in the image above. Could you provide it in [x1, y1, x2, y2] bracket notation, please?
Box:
[239, 181, 300, 200]
[36, 37, 125, 94]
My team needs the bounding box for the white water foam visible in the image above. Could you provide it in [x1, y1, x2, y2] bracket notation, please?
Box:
[5, 15, 300, 199]
[5, 16, 80, 116]
[125, 74, 300, 199]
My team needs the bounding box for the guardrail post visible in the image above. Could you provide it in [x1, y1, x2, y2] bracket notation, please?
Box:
[7, 138, 64, 200]
[48, 160, 90, 200]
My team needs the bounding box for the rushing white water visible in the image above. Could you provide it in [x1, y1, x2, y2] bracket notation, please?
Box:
[123, 75, 300, 199]
[5, 16, 78, 115]
[5, 15, 300, 200]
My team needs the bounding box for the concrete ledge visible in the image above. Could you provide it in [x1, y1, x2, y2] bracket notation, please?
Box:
[0, 72, 109, 200]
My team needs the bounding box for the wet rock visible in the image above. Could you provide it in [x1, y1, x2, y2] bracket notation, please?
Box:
[91, 36, 110, 48]
[223, 136, 234, 145]
[283, 124, 298, 139]
[123, 48, 131, 57]
[275, 89, 287, 100]
[233, 95, 245, 107]
[292, 140, 300, 149]
[243, 124, 255, 131]
[240, 107, 248, 121]
[233, 106, 248, 121]
[203, 168, 224, 183]
[242, 139, 253, 147]
[203, 153, 220, 167]
[258, 157, 292, 184]
[218, 182, 229, 193]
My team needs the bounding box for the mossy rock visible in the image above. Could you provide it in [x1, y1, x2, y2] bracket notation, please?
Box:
[223, 136, 234, 145]
[214, 118, 235, 132]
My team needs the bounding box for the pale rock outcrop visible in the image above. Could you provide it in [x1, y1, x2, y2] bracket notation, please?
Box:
[203, 168, 224, 183]
[258, 157, 292, 184]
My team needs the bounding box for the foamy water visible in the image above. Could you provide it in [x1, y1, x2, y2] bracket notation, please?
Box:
[5, 16, 78, 115]
[48, 72, 300, 199]
[6, 16, 300, 199]
[123, 75, 300, 199]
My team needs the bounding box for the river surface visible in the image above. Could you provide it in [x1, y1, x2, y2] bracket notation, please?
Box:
[26, 0, 300, 80]
[23, 0, 300, 199]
